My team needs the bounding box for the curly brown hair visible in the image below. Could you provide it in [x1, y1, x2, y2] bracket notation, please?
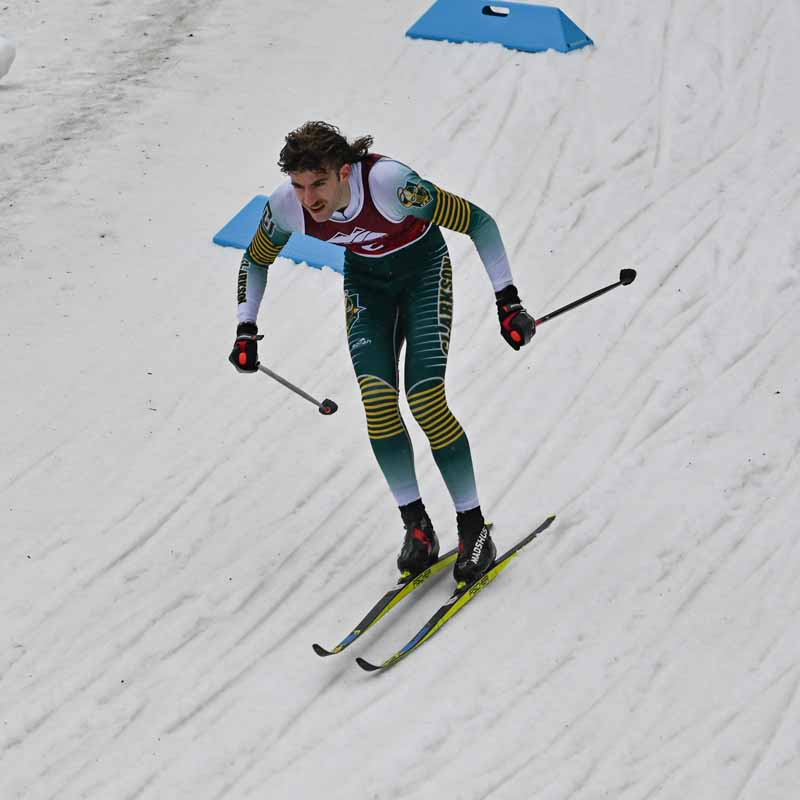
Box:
[278, 121, 373, 174]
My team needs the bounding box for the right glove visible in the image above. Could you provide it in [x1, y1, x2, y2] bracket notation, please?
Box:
[495, 285, 536, 351]
[228, 322, 263, 373]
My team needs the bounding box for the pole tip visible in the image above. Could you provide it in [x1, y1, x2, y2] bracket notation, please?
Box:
[319, 399, 338, 416]
[620, 268, 637, 285]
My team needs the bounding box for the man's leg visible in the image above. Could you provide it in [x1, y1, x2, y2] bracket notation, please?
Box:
[402, 245, 480, 513]
[402, 241, 496, 583]
[345, 273, 441, 577]
[344, 275, 420, 507]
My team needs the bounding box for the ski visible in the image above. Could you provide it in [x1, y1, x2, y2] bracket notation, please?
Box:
[314, 522, 496, 657]
[312, 547, 459, 657]
[355, 515, 556, 672]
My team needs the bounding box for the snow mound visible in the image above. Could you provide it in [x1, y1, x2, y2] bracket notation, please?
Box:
[0, 33, 16, 80]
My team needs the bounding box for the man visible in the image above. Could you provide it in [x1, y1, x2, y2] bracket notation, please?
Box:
[229, 121, 535, 587]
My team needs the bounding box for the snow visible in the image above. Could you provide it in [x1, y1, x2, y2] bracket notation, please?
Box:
[1, 1, 799, 798]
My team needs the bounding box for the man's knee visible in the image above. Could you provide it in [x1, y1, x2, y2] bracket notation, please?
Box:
[407, 379, 464, 450]
[358, 374, 405, 441]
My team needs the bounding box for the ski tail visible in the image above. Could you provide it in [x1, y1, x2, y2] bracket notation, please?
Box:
[312, 547, 458, 656]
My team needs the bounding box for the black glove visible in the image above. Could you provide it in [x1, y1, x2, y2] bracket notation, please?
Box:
[495, 285, 535, 351]
[228, 322, 263, 372]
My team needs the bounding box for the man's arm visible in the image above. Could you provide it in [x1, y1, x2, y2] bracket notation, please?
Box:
[229, 195, 295, 372]
[236, 200, 293, 324]
[424, 184, 513, 292]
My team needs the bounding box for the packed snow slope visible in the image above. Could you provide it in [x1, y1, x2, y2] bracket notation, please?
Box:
[2, 1, 799, 798]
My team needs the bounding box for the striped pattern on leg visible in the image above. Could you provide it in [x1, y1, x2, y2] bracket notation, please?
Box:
[359, 375, 406, 441]
[407, 379, 465, 451]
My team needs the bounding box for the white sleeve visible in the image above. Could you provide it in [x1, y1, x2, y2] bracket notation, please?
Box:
[368, 159, 418, 223]
[236, 182, 304, 325]
[237, 256, 269, 324]
[267, 180, 305, 234]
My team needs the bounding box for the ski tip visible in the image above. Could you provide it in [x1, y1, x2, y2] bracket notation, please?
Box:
[312, 643, 334, 657]
[538, 514, 557, 533]
[355, 657, 382, 672]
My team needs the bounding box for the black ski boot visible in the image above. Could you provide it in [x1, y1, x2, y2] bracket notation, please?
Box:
[397, 499, 440, 580]
[454, 507, 496, 585]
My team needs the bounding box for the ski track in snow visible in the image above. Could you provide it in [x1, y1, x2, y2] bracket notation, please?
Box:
[2, 0, 800, 798]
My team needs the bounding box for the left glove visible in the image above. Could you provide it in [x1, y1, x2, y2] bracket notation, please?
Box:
[495, 285, 535, 351]
[228, 322, 263, 373]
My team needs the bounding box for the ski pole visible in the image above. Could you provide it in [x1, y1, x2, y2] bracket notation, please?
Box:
[257, 363, 338, 416]
[535, 268, 637, 327]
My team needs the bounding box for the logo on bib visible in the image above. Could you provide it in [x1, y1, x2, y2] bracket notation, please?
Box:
[329, 228, 388, 250]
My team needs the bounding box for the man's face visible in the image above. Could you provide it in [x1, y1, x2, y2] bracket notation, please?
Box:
[289, 164, 352, 222]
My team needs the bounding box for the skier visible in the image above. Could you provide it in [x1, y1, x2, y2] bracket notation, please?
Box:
[229, 121, 535, 585]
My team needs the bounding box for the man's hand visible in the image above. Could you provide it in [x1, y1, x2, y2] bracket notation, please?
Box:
[228, 322, 263, 372]
[495, 285, 535, 351]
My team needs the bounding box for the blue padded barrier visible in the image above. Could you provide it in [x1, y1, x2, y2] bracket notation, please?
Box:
[213, 195, 345, 273]
[406, 1, 593, 54]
